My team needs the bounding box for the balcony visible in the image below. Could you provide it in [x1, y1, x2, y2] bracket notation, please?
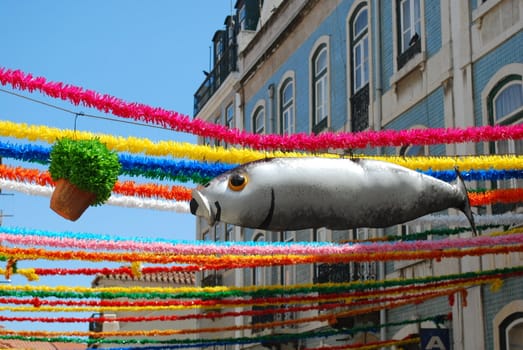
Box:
[201, 273, 223, 287]
[315, 262, 377, 284]
[251, 305, 296, 333]
[350, 84, 369, 132]
[193, 44, 238, 115]
[88, 313, 119, 333]
[397, 36, 421, 71]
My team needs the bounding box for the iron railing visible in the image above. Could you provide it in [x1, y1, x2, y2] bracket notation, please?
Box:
[193, 44, 238, 115]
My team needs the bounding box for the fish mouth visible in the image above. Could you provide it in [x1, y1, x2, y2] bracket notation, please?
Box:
[190, 189, 218, 226]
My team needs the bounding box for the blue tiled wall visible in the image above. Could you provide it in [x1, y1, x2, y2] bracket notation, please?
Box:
[382, 87, 446, 155]
[244, 0, 355, 134]
[379, 0, 442, 94]
[472, 30, 523, 127]
[379, 0, 394, 92]
[426, 0, 442, 57]
[482, 276, 523, 348]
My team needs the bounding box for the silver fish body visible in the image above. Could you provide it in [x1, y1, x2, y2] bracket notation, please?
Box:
[190, 157, 476, 232]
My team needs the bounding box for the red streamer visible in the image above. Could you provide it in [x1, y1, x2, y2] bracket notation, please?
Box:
[469, 189, 523, 206]
[1, 67, 522, 151]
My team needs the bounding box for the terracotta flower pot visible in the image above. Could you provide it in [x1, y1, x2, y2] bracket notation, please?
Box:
[50, 179, 97, 221]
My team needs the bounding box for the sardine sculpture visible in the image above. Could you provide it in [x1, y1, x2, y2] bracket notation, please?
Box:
[190, 157, 476, 233]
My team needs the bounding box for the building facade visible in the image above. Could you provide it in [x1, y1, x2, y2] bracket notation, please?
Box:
[89, 271, 197, 348]
[193, 0, 523, 349]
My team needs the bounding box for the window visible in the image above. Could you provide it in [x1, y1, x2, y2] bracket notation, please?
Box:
[280, 78, 295, 135]
[487, 75, 523, 214]
[225, 223, 234, 241]
[253, 106, 265, 134]
[202, 230, 210, 242]
[281, 231, 295, 286]
[397, 0, 422, 70]
[400, 0, 421, 52]
[214, 116, 221, 147]
[215, 223, 223, 242]
[352, 7, 369, 92]
[253, 233, 265, 285]
[226, 103, 235, 128]
[312, 44, 329, 133]
[239, 4, 247, 30]
[492, 81, 523, 123]
[215, 38, 224, 61]
[499, 312, 523, 350]
[349, 4, 370, 132]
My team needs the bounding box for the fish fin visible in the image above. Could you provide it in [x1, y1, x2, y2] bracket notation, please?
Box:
[455, 168, 477, 236]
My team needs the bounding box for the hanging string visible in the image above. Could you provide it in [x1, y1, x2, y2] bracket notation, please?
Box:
[1, 67, 523, 150]
[0, 179, 190, 212]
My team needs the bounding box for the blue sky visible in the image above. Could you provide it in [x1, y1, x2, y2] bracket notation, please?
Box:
[0, 1, 233, 332]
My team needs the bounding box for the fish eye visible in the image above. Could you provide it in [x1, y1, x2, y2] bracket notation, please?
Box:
[228, 173, 248, 191]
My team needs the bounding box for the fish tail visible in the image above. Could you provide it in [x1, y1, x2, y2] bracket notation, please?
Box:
[455, 168, 477, 236]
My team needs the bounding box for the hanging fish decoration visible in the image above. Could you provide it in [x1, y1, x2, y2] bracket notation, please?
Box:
[190, 157, 476, 233]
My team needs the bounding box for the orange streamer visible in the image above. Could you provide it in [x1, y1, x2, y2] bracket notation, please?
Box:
[469, 188, 523, 206]
[0, 164, 191, 201]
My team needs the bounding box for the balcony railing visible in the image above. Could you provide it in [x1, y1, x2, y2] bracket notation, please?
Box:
[350, 84, 369, 132]
[397, 37, 421, 71]
[201, 273, 223, 287]
[251, 305, 296, 333]
[193, 44, 238, 115]
[89, 313, 103, 332]
[315, 262, 377, 284]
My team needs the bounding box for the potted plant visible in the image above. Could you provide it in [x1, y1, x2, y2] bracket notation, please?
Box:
[49, 137, 121, 221]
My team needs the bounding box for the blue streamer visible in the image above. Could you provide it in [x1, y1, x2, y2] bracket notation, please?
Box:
[0, 140, 522, 184]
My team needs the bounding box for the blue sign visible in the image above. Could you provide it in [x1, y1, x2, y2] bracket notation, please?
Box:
[420, 328, 450, 350]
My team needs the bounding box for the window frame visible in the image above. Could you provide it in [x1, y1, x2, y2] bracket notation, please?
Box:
[487, 75, 523, 125]
[394, 0, 423, 71]
[279, 77, 295, 135]
[399, 0, 421, 53]
[486, 74, 523, 214]
[213, 115, 222, 147]
[499, 312, 523, 350]
[351, 5, 369, 93]
[226, 103, 235, 129]
[252, 105, 265, 134]
[311, 41, 330, 133]
[252, 232, 265, 285]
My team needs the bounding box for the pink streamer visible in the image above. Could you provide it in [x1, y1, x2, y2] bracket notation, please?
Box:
[1, 67, 522, 151]
[1, 232, 522, 256]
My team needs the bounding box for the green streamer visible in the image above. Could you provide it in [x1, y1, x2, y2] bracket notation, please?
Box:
[1, 266, 521, 301]
[0, 314, 450, 346]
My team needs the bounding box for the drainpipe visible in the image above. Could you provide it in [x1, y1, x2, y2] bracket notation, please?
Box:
[372, 0, 386, 346]
[268, 84, 275, 133]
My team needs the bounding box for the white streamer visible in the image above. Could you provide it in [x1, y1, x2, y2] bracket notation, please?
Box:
[0, 179, 520, 224]
[409, 213, 523, 227]
[0, 179, 190, 213]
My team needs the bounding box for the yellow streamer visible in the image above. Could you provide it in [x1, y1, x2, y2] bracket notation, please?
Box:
[0, 120, 521, 169]
[0, 274, 501, 302]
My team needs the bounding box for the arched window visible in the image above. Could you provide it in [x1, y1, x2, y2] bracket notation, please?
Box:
[487, 75, 522, 214]
[312, 43, 329, 133]
[252, 106, 265, 134]
[349, 3, 370, 132]
[489, 76, 523, 123]
[352, 6, 369, 92]
[499, 312, 523, 349]
[280, 78, 295, 135]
